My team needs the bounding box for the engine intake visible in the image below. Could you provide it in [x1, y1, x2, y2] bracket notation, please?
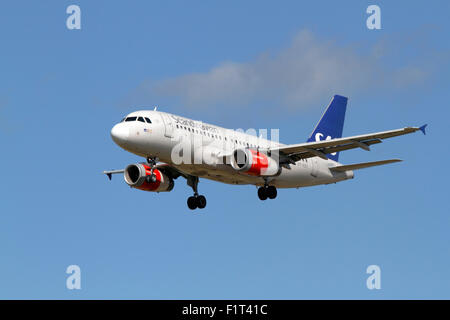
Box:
[124, 163, 174, 192]
[231, 149, 280, 176]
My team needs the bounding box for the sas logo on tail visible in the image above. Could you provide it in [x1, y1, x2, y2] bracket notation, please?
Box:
[315, 133, 337, 156]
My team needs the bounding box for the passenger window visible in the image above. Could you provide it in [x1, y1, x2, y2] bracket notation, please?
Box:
[138, 117, 145, 123]
[125, 117, 137, 122]
[144, 117, 152, 123]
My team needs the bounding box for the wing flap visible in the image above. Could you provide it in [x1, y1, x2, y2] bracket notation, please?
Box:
[329, 159, 402, 172]
[288, 139, 383, 161]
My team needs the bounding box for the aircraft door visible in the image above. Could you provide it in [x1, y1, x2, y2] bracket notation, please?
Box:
[161, 113, 174, 138]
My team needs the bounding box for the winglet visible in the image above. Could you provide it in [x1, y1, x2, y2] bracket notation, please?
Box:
[419, 124, 427, 135]
[106, 173, 112, 180]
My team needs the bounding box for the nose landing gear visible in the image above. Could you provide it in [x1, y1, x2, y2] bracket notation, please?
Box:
[145, 156, 158, 183]
[186, 176, 207, 210]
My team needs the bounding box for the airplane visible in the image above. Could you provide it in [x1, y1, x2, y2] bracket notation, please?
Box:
[104, 95, 427, 210]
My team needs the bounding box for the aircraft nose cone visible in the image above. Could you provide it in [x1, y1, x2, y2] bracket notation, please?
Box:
[111, 123, 129, 145]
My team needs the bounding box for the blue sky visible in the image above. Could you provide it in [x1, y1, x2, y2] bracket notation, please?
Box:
[0, 0, 449, 299]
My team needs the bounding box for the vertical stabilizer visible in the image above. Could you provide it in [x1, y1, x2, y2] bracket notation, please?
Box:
[307, 95, 348, 161]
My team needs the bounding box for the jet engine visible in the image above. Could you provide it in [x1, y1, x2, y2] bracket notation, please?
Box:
[124, 163, 174, 192]
[230, 149, 280, 176]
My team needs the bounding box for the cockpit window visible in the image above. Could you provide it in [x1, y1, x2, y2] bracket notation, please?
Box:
[120, 118, 125, 122]
[125, 117, 137, 122]
[137, 117, 145, 123]
[144, 117, 151, 123]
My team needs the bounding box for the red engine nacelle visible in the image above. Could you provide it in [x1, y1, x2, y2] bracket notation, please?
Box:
[231, 149, 280, 176]
[124, 163, 174, 192]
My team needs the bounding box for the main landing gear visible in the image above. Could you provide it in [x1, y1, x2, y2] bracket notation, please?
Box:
[186, 176, 207, 210]
[145, 156, 158, 183]
[257, 184, 277, 200]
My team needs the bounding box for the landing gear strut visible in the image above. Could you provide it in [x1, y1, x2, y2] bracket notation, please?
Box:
[258, 181, 277, 201]
[186, 176, 207, 210]
[145, 156, 158, 183]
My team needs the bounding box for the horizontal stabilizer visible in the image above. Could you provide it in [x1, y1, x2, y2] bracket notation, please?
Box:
[329, 159, 402, 172]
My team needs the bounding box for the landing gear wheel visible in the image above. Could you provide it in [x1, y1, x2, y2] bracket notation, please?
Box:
[187, 196, 198, 210]
[146, 156, 158, 166]
[258, 187, 268, 200]
[197, 195, 207, 209]
[145, 174, 156, 183]
[266, 186, 277, 199]
[187, 195, 207, 210]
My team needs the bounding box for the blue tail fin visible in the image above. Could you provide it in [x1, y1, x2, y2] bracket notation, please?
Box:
[307, 95, 348, 162]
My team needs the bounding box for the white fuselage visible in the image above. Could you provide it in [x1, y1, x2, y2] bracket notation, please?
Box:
[110, 110, 354, 188]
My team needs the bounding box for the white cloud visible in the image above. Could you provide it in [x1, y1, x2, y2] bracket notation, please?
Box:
[129, 30, 429, 111]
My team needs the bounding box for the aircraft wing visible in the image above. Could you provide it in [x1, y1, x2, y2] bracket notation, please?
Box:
[103, 169, 125, 180]
[271, 125, 427, 162]
[154, 163, 187, 180]
[103, 163, 187, 180]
